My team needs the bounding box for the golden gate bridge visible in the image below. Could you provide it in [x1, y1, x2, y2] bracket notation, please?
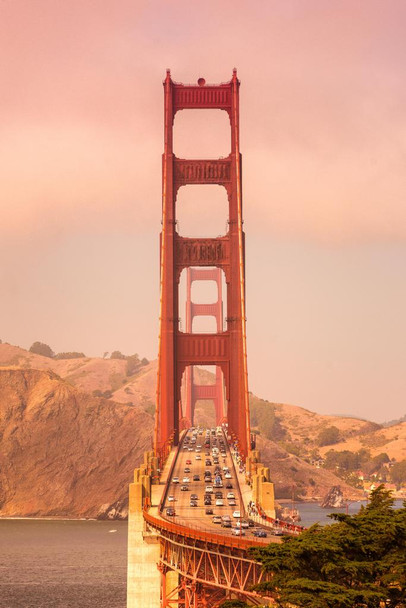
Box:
[126, 70, 303, 608]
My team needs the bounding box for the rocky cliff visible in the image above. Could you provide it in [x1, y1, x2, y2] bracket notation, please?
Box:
[0, 368, 153, 518]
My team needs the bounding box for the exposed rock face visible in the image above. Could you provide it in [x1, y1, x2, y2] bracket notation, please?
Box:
[320, 485, 346, 508]
[0, 369, 153, 518]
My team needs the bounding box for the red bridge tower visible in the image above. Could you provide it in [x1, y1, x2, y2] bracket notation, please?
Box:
[154, 70, 251, 461]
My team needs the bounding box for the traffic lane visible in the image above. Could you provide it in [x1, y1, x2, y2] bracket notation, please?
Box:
[163, 428, 263, 540]
[165, 430, 240, 537]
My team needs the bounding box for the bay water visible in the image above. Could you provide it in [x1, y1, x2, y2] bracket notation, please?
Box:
[1, 500, 403, 607]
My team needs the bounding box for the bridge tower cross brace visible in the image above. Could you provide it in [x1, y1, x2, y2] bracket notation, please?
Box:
[154, 69, 251, 462]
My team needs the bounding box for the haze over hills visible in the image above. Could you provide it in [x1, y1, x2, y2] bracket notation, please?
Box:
[0, 342, 404, 517]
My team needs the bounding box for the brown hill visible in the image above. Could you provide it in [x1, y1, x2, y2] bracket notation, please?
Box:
[1, 343, 398, 510]
[0, 368, 153, 518]
[317, 422, 406, 462]
[0, 343, 157, 408]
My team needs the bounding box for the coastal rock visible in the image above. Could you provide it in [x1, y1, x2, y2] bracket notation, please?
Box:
[320, 485, 346, 508]
[0, 368, 153, 519]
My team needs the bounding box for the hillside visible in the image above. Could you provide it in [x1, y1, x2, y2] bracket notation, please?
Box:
[317, 422, 406, 462]
[0, 368, 153, 518]
[1, 342, 403, 513]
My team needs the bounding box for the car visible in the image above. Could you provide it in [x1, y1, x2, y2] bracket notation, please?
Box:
[232, 528, 245, 536]
[189, 500, 198, 507]
[228, 500, 236, 506]
[195, 455, 202, 460]
[224, 473, 232, 479]
[205, 508, 213, 515]
[193, 474, 200, 481]
[190, 494, 198, 500]
[205, 486, 213, 494]
[272, 530, 284, 536]
[225, 482, 233, 489]
[204, 497, 212, 505]
[215, 499, 224, 506]
[180, 485, 189, 491]
[188, 447, 193, 452]
[186, 459, 192, 465]
[172, 477, 179, 484]
[253, 529, 268, 538]
[248, 520, 255, 527]
[236, 520, 249, 529]
[182, 477, 190, 483]
[223, 466, 229, 472]
[221, 520, 232, 527]
[212, 516, 222, 524]
[168, 495, 176, 502]
[232, 510, 241, 518]
[166, 507, 175, 516]
[205, 460, 212, 466]
[184, 467, 191, 473]
[226, 492, 235, 500]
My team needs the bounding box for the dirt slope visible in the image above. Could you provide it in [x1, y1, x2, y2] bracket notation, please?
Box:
[0, 368, 153, 518]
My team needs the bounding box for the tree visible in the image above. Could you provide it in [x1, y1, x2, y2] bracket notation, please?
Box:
[54, 352, 85, 359]
[317, 425, 340, 447]
[110, 351, 126, 360]
[29, 341, 54, 358]
[391, 460, 406, 487]
[251, 486, 406, 608]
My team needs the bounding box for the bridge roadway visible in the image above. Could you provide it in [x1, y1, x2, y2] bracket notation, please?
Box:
[160, 427, 274, 544]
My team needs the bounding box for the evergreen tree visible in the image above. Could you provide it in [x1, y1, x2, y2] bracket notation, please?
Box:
[251, 486, 406, 608]
[29, 341, 54, 358]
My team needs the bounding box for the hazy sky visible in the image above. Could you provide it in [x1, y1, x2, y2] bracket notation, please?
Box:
[1, 0, 405, 422]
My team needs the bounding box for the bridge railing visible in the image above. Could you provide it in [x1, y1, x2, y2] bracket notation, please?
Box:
[144, 506, 270, 550]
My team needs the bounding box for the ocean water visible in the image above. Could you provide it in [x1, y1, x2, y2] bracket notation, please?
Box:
[290, 498, 404, 528]
[1, 501, 403, 607]
[0, 519, 127, 608]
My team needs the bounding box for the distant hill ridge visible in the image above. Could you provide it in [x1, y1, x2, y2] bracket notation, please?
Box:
[1, 342, 404, 517]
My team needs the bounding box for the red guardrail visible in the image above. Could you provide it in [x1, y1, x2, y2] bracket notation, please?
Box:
[255, 503, 305, 535]
[143, 508, 269, 551]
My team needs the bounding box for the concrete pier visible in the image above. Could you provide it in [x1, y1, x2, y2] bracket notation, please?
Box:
[126, 462, 161, 608]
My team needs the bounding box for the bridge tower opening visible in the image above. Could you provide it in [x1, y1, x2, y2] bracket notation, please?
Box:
[154, 70, 251, 463]
[181, 267, 226, 429]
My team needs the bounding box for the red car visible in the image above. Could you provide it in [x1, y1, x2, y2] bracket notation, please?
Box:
[186, 459, 192, 465]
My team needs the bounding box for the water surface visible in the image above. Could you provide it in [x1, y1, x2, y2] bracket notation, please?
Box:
[0, 519, 127, 608]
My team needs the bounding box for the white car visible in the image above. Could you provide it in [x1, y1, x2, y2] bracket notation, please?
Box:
[172, 477, 179, 484]
[182, 477, 190, 483]
[232, 528, 245, 536]
[232, 510, 241, 518]
[205, 486, 213, 494]
[236, 520, 249, 529]
[224, 472, 232, 479]
[195, 454, 202, 460]
[168, 495, 176, 502]
[215, 499, 224, 506]
[227, 492, 235, 500]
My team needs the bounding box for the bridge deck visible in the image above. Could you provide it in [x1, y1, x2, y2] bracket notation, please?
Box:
[155, 427, 279, 547]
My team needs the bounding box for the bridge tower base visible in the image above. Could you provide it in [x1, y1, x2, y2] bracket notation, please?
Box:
[127, 468, 160, 608]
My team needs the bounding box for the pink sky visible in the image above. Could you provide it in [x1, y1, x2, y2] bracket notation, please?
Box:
[1, 0, 405, 421]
